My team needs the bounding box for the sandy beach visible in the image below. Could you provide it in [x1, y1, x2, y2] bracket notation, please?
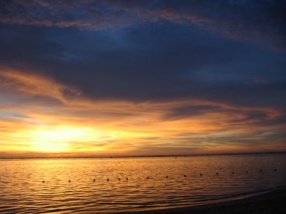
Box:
[125, 188, 286, 214]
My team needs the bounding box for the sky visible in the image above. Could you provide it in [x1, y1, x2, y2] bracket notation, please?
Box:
[0, 0, 286, 157]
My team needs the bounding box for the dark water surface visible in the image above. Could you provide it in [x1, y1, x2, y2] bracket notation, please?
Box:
[0, 153, 285, 213]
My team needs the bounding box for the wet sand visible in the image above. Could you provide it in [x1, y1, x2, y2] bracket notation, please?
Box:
[125, 188, 286, 214]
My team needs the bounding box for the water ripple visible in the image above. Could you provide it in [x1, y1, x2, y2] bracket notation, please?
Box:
[0, 154, 285, 213]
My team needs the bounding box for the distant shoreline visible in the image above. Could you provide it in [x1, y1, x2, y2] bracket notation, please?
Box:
[122, 187, 286, 214]
[1, 151, 286, 159]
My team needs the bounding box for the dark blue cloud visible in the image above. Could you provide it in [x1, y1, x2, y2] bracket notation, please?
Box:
[0, 1, 285, 115]
[1, 0, 285, 50]
[1, 22, 285, 110]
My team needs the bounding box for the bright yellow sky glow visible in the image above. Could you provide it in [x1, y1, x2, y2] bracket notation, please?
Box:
[0, 70, 285, 157]
[29, 126, 97, 152]
[1, 0, 286, 159]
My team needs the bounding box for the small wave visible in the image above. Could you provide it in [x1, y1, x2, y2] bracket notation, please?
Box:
[193, 187, 282, 206]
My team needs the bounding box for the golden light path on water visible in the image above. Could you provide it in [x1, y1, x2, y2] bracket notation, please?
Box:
[0, 154, 286, 213]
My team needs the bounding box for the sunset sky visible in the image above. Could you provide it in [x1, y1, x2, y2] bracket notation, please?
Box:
[0, 0, 285, 157]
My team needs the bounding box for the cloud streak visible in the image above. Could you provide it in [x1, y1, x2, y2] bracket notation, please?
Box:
[0, 70, 285, 156]
[0, 1, 285, 157]
[0, 0, 285, 50]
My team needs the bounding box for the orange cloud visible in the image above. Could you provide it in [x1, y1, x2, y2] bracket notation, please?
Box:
[0, 69, 285, 157]
[0, 68, 81, 104]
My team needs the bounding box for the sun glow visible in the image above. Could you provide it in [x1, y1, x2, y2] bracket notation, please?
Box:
[29, 126, 105, 153]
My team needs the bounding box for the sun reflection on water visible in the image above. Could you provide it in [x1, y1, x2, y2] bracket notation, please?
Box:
[0, 154, 285, 213]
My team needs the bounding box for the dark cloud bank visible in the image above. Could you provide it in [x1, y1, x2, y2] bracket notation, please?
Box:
[0, 1, 285, 116]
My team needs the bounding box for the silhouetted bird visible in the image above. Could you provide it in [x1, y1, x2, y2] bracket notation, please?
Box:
[166, 176, 168, 178]
[184, 174, 186, 177]
[200, 173, 203, 176]
[147, 176, 149, 179]
[42, 181, 45, 183]
[246, 170, 248, 174]
[126, 177, 128, 181]
[118, 178, 121, 181]
[93, 179, 95, 182]
[232, 172, 234, 174]
[216, 172, 219, 176]
[107, 178, 109, 181]
[69, 180, 71, 182]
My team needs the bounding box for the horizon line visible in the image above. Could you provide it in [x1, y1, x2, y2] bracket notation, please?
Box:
[1, 151, 285, 159]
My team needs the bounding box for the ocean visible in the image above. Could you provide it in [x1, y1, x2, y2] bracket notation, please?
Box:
[0, 153, 285, 213]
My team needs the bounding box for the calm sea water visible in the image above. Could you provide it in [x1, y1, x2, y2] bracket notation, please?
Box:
[0, 153, 285, 213]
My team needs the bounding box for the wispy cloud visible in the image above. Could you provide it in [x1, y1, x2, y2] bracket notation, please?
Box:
[0, 68, 81, 104]
[0, 70, 285, 156]
[1, 0, 285, 50]
[0, 1, 285, 157]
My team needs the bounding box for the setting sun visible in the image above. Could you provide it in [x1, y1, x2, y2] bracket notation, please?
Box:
[29, 126, 105, 153]
[0, 1, 285, 213]
[0, 0, 285, 158]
